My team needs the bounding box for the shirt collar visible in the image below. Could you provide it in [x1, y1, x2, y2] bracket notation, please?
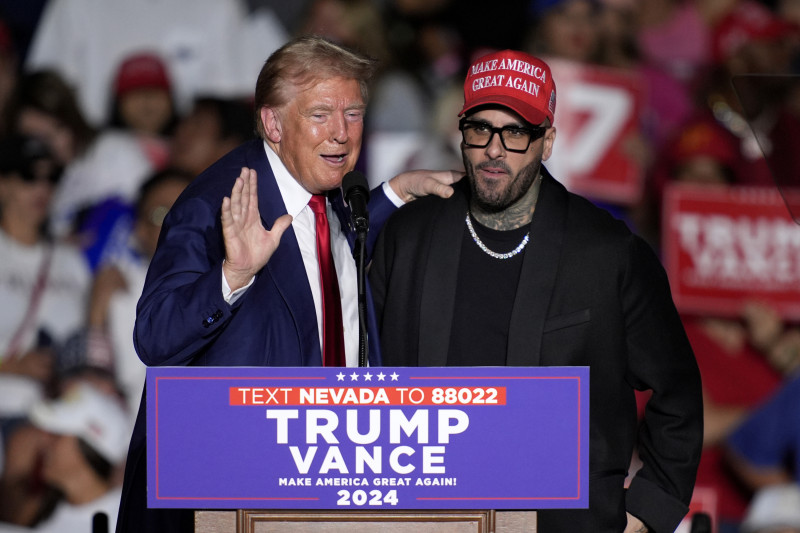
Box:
[264, 141, 313, 217]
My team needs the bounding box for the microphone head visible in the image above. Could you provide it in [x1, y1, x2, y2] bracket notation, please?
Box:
[343, 170, 369, 202]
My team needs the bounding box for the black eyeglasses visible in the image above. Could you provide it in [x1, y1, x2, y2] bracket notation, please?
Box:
[459, 118, 546, 153]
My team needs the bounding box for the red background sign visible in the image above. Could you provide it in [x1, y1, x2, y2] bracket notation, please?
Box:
[545, 58, 645, 205]
[662, 182, 800, 319]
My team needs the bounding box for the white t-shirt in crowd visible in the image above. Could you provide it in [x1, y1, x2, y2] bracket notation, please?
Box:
[26, 0, 288, 125]
[0, 230, 91, 416]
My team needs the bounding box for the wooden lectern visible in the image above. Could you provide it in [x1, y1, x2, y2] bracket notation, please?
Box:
[195, 509, 536, 532]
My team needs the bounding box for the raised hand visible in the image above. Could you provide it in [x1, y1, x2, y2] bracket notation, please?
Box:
[221, 167, 292, 291]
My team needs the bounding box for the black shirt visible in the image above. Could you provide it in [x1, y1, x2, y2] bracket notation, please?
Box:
[447, 213, 530, 366]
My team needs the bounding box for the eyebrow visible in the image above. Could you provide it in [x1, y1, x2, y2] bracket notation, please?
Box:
[467, 117, 528, 128]
[304, 103, 367, 114]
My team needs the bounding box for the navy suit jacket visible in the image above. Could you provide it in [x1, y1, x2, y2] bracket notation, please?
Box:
[116, 139, 394, 533]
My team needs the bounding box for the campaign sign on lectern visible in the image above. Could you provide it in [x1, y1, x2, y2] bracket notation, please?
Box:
[147, 366, 589, 510]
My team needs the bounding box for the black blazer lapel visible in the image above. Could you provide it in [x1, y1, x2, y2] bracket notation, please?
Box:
[507, 172, 567, 367]
[418, 191, 469, 366]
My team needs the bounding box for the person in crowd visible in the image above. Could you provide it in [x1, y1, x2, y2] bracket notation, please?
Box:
[524, 0, 657, 232]
[698, 0, 800, 188]
[685, 298, 787, 533]
[169, 96, 254, 177]
[9, 70, 153, 243]
[107, 51, 178, 171]
[526, 0, 601, 63]
[369, 48, 703, 533]
[115, 35, 459, 533]
[22, 383, 129, 532]
[726, 374, 800, 492]
[0, 330, 122, 529]
[0, 134, 90, 425]
[76, 52, 179, 272]
[594, 0, 694, 152]
[635, 0, 712, 87]
[86, 168, 193, 417]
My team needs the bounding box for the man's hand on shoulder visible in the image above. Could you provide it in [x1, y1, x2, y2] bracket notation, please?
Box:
[388, 170, 463, 203]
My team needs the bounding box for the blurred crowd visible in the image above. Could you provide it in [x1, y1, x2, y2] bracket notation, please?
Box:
[0, 0, 799, 532]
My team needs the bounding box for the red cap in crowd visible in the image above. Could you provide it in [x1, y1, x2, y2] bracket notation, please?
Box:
[113, 52, 171, 98]
[712, 1, 798, 62]
[460, 49, 557, 126]
[670, 119, 742, 171]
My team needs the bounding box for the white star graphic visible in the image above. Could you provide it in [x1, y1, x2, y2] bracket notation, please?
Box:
[363, 372, 373, 381]
[390, 372, 399, 381]
[377, 372, 386, 381]
[350, 372, 360, 381]
[336, 372, 345, 381]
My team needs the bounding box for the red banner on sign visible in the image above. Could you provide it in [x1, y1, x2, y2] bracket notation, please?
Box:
[229, 386, 508, 406]
[662, 182, 800, 319]
[545, 58, 645, 205]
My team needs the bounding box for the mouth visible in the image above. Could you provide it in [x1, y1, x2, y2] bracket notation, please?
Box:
[321, 153, 347, 165]
[477, 165, 509, 180]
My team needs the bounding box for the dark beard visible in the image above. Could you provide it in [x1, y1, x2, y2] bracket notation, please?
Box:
[464, 153, 541, 214]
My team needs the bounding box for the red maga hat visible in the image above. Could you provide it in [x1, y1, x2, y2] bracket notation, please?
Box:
[113, 52, 171, 98]
[460, 49, 556, 126]
[712, 1, 798, 62]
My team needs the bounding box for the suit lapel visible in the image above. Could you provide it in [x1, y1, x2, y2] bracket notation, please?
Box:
[506, 171, 567, 366]
[418, 191, 468, 366]
[248, 142, 322, 366]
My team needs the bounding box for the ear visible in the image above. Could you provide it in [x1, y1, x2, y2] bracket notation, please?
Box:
[260, 106, 282, 143]
[541, 127, 557, 161]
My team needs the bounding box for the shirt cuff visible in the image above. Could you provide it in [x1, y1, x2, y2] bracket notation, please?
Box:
[382, 181, 405, 207]
[222, 266, 255, 304]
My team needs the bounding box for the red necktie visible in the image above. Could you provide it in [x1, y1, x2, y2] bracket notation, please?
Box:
[308, 194, 346, 366]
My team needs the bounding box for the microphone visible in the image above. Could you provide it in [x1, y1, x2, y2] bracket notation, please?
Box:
[92, 512, 109, 533]
[343, 171, 370, 233]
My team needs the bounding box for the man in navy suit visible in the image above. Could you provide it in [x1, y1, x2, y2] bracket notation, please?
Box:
[115, 36, 458, 533]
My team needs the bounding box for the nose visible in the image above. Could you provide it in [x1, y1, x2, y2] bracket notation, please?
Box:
[485, 130, 506, 158]
[330, 112, 348, 144]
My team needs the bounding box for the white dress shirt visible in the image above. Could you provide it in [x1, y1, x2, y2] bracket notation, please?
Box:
[222, 142, 402, 367]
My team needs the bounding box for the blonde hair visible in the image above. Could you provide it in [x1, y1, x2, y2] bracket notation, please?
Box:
[253, 35, 377, 139]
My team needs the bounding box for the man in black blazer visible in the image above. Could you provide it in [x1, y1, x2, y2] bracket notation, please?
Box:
[370, 49, 703, 533]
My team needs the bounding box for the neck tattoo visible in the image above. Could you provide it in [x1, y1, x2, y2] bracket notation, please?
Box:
[466, 174, 543, 260]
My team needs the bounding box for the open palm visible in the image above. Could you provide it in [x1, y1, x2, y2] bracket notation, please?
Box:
[221, 167, 292, 290]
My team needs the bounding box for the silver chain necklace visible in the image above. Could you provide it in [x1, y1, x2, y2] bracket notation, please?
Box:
[465, 174, 542, 260]
[465, 214, 529, 259]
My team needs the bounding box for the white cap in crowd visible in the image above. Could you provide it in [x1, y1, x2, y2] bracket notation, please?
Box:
[741, 483, 800, 533]
[29, 383, 131, 464]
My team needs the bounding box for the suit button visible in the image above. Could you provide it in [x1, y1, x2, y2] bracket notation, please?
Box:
[202, 310, 223, 328]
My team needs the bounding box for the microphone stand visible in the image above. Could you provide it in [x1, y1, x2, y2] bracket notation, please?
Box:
[355, 226, 368, 367]
[342, 170, 371, 368]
